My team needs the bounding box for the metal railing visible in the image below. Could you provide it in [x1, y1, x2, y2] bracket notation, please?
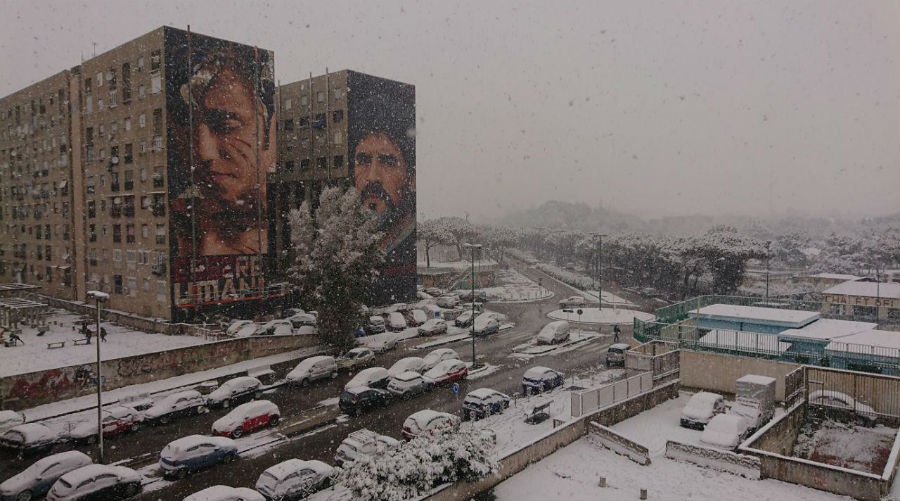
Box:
[571, 372, 653, 418]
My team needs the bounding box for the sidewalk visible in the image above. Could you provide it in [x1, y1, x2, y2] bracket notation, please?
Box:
[23, 345, 327, 422]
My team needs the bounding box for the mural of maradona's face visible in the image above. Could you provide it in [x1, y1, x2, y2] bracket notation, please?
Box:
[354, 131, 408, 219]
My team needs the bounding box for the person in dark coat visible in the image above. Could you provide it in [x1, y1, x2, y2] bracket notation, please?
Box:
[100, 327, 108, 342]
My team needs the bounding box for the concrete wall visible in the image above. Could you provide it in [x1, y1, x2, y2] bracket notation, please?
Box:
[665, 440, 760, 479]
[423, 381, 679, 501]
[0, 334, 319, 409]
[35, 294, 211, 336]
[680, 350, 800, 401]
[747, 403, 807, 457]
[589, 421, 650, 465]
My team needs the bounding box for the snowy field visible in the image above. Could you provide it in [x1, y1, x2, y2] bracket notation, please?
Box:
[0, 308, 208, 377]
[473, 268, 553, 303]
[793, 419, 897, 474]
[547, 307, 654, 325]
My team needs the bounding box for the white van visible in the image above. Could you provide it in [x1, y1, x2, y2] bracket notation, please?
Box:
[286, 356, 338, 386]
[387, 312, 408, 332]
[536, 320, 570, 345]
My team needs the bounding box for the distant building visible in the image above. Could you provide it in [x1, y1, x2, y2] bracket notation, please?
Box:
[806, 272, 862, 289]
[822, 280, 900, 323]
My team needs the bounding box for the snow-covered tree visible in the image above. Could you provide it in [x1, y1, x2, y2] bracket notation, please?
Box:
[418, 218, 452, 269]
[288, 186, 383, 349]
[337, 423, 498, 501]
[439, 217, 476, 260]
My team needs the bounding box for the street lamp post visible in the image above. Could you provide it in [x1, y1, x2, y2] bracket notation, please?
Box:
[765, 240, 771, 304]
[463, 243, 482, 370]
[592, 233, 607, 311]
[87, 290, 109, 463]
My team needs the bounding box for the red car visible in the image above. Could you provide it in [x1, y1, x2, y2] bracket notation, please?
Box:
[212, 400, 280, 438]
[423, 359, 468, 387]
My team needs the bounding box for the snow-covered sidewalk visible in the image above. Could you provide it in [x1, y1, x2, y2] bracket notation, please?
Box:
[547, 307, 654, 325]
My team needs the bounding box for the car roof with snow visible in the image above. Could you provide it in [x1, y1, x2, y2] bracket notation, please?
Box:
[227, 400, 278, 416]
[428, 359, 464, 372]
[426, 348, 457, 357]
[391, 356, 424, 368]
[0, 410, 24, 423]
[184, 485, 264, 501]
[688, 392, 722, 404]
[393, 371, 423, 381]
[165, 434, 234, 452]
[260, 458, 307, 480]
[609, 343, 631, 350]
[58, 464, 138, 484]
[466, 388, 504, 400]
[406, 409, 452, 424]
[158, 389, 202, 404]
[27, 450, 91, 472]
[3, 423, 55, 442]
[344, 385, 375, 395]
[221, 376, 260, 388]
[296, 355, 334, 368]
[347, 347, 372, 355]
[523, 366, 556, 379]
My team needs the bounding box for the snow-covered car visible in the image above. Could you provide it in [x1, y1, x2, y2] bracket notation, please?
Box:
[255, 459, 333, 500]
[337, 347, 375, 371]
[809, 390, 878, 426]
[680, 392, 726, 430]
[369, 335, 399, 354]
[472, 313, 500, 336]
[45, 464, 141, 501]
[463, 388, 510, 420]
[159, 435, 238, 479]
[233, 323, 260, 338]
[0, 410, 25, 435]
[206, 376, 263, 408]
[0, 451, 92, 501]
[388, 357, 425, 377]
[606, 343, 631, 367]
[401, 410, 460, 440]
[536, 320, 570, 345]
[700, 414, 751, 450]
[118, 392, 153, 411]
[521, 366, 564, 395]
[386, 312, 408, 332]
[256, 319, 294, 336]
[338, 387, 392, 417]
[212, 400, 280, 438]
[286, 313, 317, 330]
[67, 405, 143, 444]
[421, 348, 460, 371]
[286, 355, 338, 386]
[388, 371, 429, 398]
[454, 309, 474, 328]
[344, 367, 390, 391]
[435, 295, 459, 308]
[416, 291, 433, 300]
[424, 287, 443, 297]
[334, 429, 399, 467]
[143, 390, 208, 425]
[423, 359, 468, 387]
[558, 295, 586, 308]
[406, 309, 428, 326]
[366, 315, 386, 335]
[418, 318, 448, 336]
[226, 320, 255, 337]
[0, 423, 58, 456]
[184, 485, 264, 501]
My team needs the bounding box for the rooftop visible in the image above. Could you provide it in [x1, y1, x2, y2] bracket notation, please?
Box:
[778, 318, 879, 341]
[810, 273, 862, 281]
[822, 280, 900, 298]
[825, 329, 900, 353]
[691, 304, 820, 328]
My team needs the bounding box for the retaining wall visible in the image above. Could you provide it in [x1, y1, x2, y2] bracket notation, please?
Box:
[589, 421, 650, 465]
[0, 334, 320, 410]
[665, 440, 760, 479]
[679, 350, 800, 401]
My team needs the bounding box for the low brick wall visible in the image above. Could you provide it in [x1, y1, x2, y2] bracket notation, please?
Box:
[665, 440, 760, 479]
[589, 421, 650, 465]
[0, 334, 320, 410]
[422, 380, 679, 501]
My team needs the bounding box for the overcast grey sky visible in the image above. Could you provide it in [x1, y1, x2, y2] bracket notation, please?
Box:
[1, 0, 897, 220]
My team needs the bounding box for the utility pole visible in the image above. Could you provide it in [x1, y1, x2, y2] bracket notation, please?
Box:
[765, 240, 771, 304]
[592, 233, 607, 310]
[87, 290, 108, 463]
[464, 243, 482, 369]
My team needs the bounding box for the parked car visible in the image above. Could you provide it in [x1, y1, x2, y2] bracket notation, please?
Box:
[255, 459, 334, 501]
[212, 400, 280, 438]
[401, 410, 460, 440]
[226, 320, 255, 337]
[423, 359, 468, 387]
[424, 287, 443, 297]
[808, 390, 877, 426]
[143, 390, 208, 425]
[286, 313, 317, 330]
[558, 295, 586, 308]
[366, 316, 386, 335]
[454, 309, 474, 328]
[406, 309, 428, 326]
[286, 356, 338, 386]
[0, 423, 58, 456]
[388, 371, 429, 399]
[0, 451, 91, 501]
[67, 405, 143, 444]
[0, 410, 25, 435]
[521, 366, 564, 395]
[472, 313, 500, 336]
[416, 291, 433, 300]
[206, 376, 263, 408]
[159, 435, 238, 479]
[118, 392, 153, 411]
[337, 347, 376, 371]
[344, 367, 390, 391]
[435, 295, 459, 309]
[418, 318, 448, 336]
[45, 464, 141, 501]
[606, 343, 631, 367]
[700, 414, 751, 451]
[369, 336, 399, 354]
[421, 348, 460, 371]
[256, 319, 294, 336]
[334, 429, 399, 467]
[388, 357, 425, 377]
[536, 320, 570, 345]
[462, 388, 510, 420]
[339, 387, 393, 417]
[680, 392, 727, 430]
[233, 323, 260, 338]
[386, 312, 408, 332]
[184, 485, 265, 501]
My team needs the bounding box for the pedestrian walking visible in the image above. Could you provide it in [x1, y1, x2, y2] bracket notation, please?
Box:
[100, 327, 108, 342]
[613, 325, 621, 343]
[9, 332, 24, 346]
[85, 328, 92, 345]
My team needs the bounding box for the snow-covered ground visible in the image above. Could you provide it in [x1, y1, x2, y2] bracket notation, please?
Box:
[417, 258, 497, 271]
[0, 308, 208, 377]
[533, 263, 636, 307]
[793, 419, 897, 474]
[510, 329, 606, 359]
[472, 268, 553, 303]
[547, 307, 654, 325]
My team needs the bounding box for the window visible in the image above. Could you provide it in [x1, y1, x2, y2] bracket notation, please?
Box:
[114, 275, 123, 294]
[143, 278, 150, 292]
[300, 159, 310, 170]
[283, 119, 294, 131]
[333, 110, 344, 122]
[139, 113, 146, 128]
[112, 249, 121, 263]
[317, 157, 327, 169]
[124, 117, 131, 131]
[96, 72, 103, 87]
[150, 75, 161, 95]
[283, 98, 292, 110]
[137, 56, 144, 72]
[89, 248, 98, 266]
[150, 50, 161, 72]
[333, 88, 343, 100]
[126, 224, 135, 243]
[89, 224, 96, 242]
[334, 155, 344, 168]
[157, 280, 167, 302]
[138, 84, 145, 99]
[316, 91, 325, 103]
[333, 131, 343, 144]
[113, 224, 122, 243]
[124, 144, 133, 164]
[87, 200, 96, 218]
[142, 224, 149, 238]
[126, 277, 136, 296]
[299, 116, 309, 127]
[300, 95, 308, 106]
[152, 109, 162, 135]
[155, 224, 166, 244]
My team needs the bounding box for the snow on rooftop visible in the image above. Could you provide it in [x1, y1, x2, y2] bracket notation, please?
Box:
[810, 273, 862, 281]
[779, 318, 879, 341]
[822, 280, 900, 298]
[692, 304, 820, 327]
[697, 330, 791, 354]
[825, 330, 900, 354]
